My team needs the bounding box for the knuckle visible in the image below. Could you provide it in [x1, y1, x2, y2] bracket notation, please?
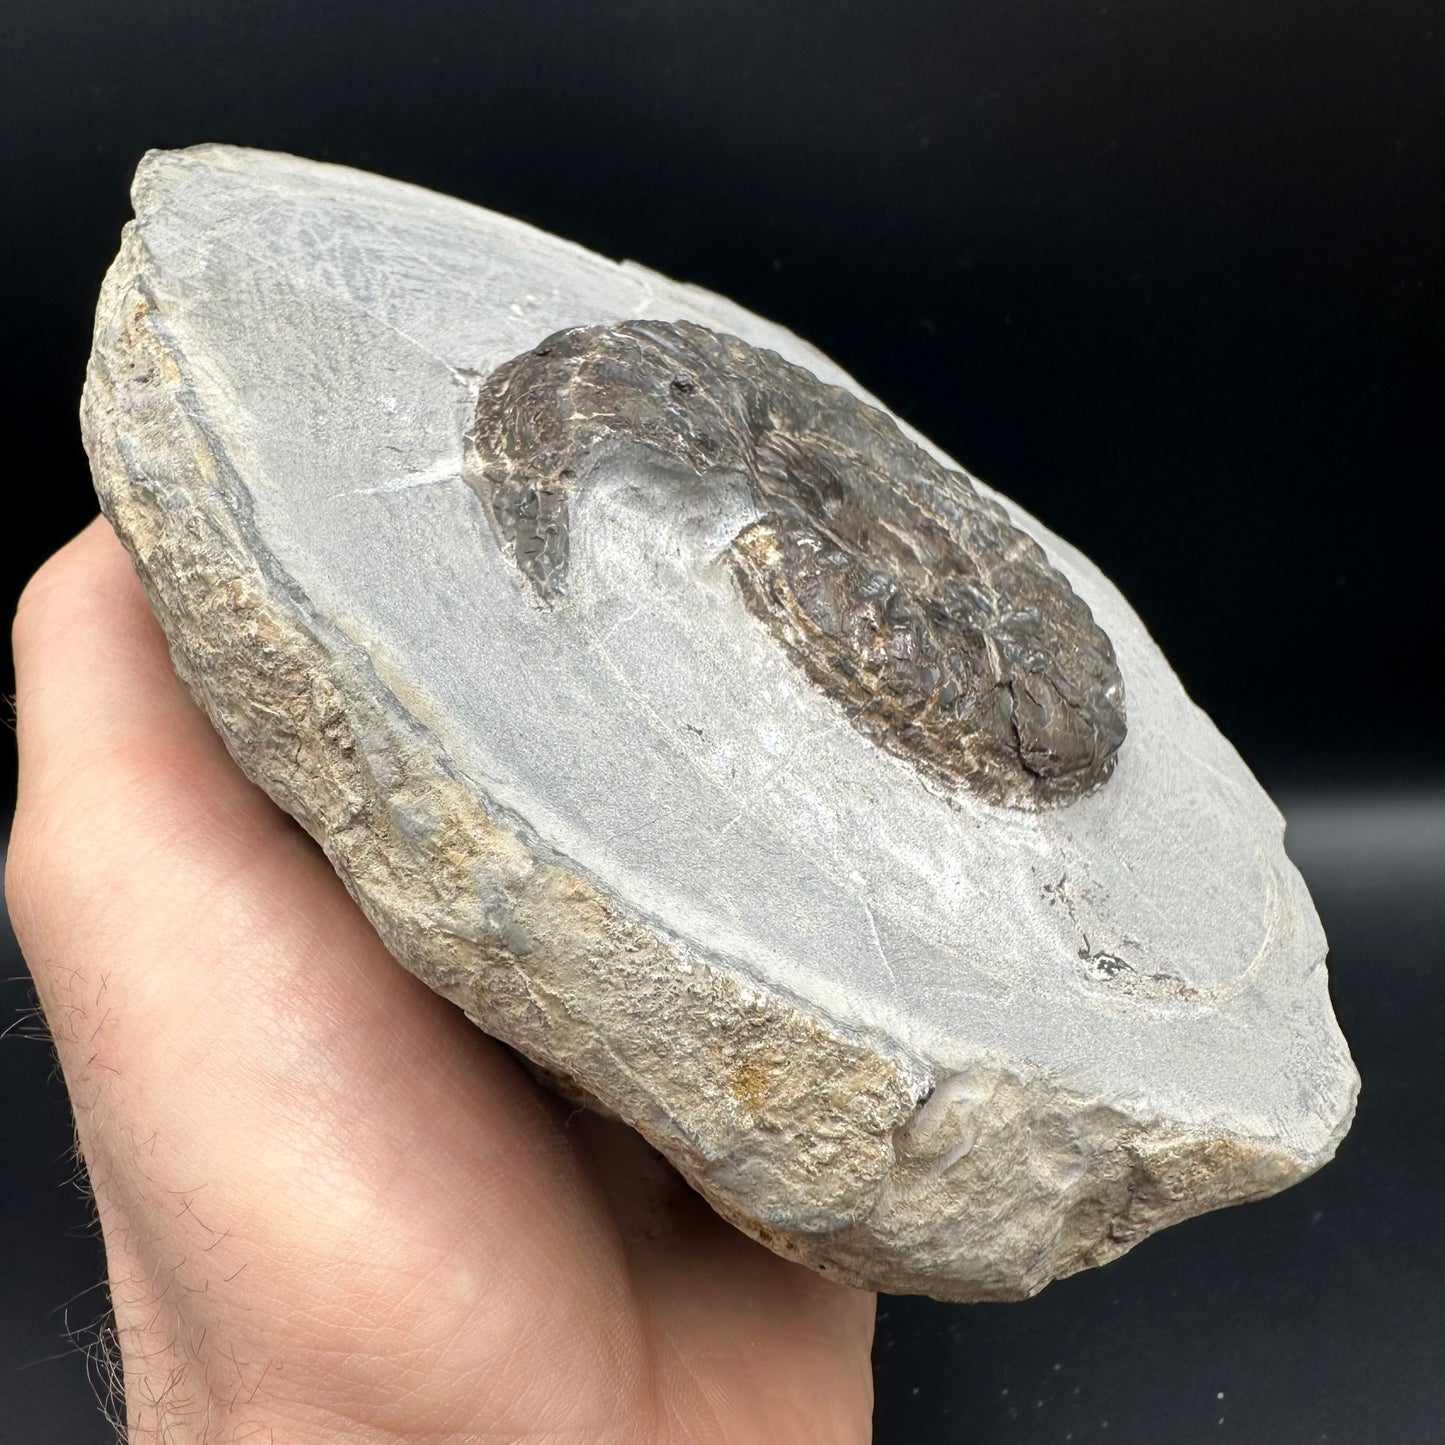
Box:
[3, 818, 46, 954]
[12, 538, 86, 649]
[5, 791, 123, 972]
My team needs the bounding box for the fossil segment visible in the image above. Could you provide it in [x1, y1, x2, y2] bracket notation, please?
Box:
[83, 146, 1358, 1301]
[467, 320, 1125, 806]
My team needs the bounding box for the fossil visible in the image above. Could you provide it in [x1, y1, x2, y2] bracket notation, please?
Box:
[467, 319, 1126, 806]
[83, 146, 1358, 1300]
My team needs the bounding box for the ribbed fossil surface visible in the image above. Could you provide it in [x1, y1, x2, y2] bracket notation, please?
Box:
[82, 146, 1358, 1300]
[468, 319, 1126, 807]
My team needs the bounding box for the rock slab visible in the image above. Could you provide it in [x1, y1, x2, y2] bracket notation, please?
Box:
[82, 145, 1358, 1300]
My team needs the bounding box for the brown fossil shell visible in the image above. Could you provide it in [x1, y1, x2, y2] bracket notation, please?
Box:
[466, 319, 1125, 808]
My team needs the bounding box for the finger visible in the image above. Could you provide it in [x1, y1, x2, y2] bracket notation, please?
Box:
[14, 517, 300, 830]
[13, 518, 478, 1076]
[8, 521, 644, 1389]
[10, 516, 348, 1063]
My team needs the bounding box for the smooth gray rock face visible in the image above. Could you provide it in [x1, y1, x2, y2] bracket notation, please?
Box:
[82, 145, 1358, 1301]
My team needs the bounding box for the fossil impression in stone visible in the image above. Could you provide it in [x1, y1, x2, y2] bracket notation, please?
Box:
[467, 319, 1126, 807]
[82, 145, 1359, 1302]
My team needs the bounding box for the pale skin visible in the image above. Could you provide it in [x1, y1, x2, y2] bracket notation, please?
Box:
[6, 519, 877, 1444]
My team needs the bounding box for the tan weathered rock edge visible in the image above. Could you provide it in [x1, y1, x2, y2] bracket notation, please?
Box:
[81, 218, 1318, 1302]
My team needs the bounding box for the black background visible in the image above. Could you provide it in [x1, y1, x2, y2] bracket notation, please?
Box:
[1, 2, 1441, 1441]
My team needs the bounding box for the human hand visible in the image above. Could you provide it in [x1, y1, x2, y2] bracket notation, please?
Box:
[7, 519, 876, 1444]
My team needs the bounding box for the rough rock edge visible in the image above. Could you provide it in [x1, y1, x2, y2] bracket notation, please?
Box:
[80, 219, 1323, 1301]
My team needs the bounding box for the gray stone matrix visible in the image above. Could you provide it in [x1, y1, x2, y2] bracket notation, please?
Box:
[82, 146, 1358, 1300]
